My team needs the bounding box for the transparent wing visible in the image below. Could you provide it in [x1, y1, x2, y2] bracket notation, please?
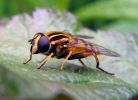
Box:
[68, 39, 120, 57]
[90, 43, 120, 57]
[74, 35, 94, 39]
[62, 30, 93, 39]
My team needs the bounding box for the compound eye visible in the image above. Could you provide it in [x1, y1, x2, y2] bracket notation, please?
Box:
[38, 36, 50, 53]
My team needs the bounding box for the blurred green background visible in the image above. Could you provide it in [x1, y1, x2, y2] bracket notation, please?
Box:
[1, 0, 138, 33]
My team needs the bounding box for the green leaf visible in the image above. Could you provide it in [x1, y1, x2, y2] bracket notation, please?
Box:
[0, 9, 137, 99]
[55, 0, 70, 10]
[26, 0, 70, 10]
[0, 0, 69, 18]
[75, 0, 138, 21]
[0, 0, 33, 18]
[101, 20, 138, 34]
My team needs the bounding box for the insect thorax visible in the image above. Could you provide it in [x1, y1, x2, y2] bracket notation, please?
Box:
[45, 32, 71, 58]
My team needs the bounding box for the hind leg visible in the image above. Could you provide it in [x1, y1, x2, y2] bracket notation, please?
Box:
[93, 53, 114, 75]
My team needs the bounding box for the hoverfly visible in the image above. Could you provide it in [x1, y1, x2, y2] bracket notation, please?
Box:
[23, 31, 120, 75]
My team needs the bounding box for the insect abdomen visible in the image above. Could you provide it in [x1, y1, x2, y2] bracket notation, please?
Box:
[68, 53, 84, 60]
[68, 51, 92, 60]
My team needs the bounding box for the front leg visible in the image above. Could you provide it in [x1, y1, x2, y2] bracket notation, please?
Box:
[23, 53, 32, 64]
[37, 53, 54, 69]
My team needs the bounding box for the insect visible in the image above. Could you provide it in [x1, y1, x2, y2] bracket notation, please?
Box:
[23, 31, 120, 75]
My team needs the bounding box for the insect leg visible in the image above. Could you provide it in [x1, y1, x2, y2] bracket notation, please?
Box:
[38, 55, 47, 63]
[60, 51, 72, 70]
[79, 59, 87, 67]
[23, 53, 32, 64]
[93, 53, 114, 75]
[37, 53, 54, 69]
